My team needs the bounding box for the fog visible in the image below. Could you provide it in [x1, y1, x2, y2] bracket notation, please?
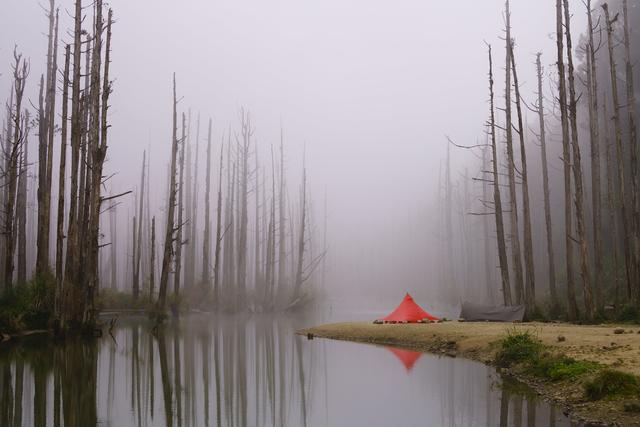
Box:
[0, 0, 588, 309]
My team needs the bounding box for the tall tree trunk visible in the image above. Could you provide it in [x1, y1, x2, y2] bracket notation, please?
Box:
[4, 52, 29, 291]
[509, 42, 536, 312]
[202, 119, 212, 286]
[37, 0, 57, 276]
[586, 0, 603, 310]
[535, 53, 558, 307]
[62, 0, 82, 324]
[184, 111, 193, 290]
[564, 0, 594, 319]
[16, 112, 29, 285]
[189, 113, 200, 289]
[213, 143, 224, 305]
[488, 45, 512, 306]
[174, 113, 186, 300]
[133, 151, 146, 299]
[150, 216, 156, 298]
[622, 0, 640, 303]
[603, 98, 622, 306]
[277, 128, 287, 297]
[504, 0, 525, 304]
[56, 44, 71, 313]
[557, 0, 578, 319]
[603, 3, 633, 299]
[157, 74, 179, 313]
[293, 163, 307, 301]
[237, 110, 252, 309]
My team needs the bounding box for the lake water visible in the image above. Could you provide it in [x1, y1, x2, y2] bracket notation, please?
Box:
[0, 312, 586, 426]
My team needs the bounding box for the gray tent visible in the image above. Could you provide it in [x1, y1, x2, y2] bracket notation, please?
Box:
[459, 302, 525, 322]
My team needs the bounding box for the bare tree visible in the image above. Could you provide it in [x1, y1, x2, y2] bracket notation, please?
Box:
[202, 119, 213, 286]
[488, 44, 511, 306]
[535, 53, 557, 307]
[556, 0, 578, 319]
[133, 151, 146, 299]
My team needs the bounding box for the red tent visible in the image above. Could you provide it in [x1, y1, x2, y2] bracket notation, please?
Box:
[387, 346, 422, 371]
[379, 293, 439, 322]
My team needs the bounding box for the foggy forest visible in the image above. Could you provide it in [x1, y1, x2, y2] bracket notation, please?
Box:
[0, 0, 640, 426]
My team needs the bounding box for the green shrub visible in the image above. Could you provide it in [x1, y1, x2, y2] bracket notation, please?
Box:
[585, 369, 640, 400]
[0, 275, 55, 333]
[496, 329, 543, 366]
[530, 354, 598, 381]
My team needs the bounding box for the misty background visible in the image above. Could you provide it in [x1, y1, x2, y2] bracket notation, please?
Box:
[0, 0, 588, 311]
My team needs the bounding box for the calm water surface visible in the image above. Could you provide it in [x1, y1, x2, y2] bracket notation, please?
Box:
[0, 313, 586, 426]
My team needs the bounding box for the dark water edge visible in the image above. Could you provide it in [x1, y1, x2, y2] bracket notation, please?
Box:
[0, 312, 589, 426]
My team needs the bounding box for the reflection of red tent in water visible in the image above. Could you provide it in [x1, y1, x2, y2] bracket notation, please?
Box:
[387, 346, 422, 371]
[379, 293, 439, 322]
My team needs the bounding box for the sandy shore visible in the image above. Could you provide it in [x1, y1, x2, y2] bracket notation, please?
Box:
[298, 321, 640, 426]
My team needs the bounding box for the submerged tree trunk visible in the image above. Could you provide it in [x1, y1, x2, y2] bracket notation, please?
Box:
[16, 112, 30, 286]
[150, 216, 156, 298]
[174, 113, 187, 300]
[487, 45, 511, 306]
[213, 143, 224, 305]
[293, 163, 307, 302]
[133, 151, 146, 299]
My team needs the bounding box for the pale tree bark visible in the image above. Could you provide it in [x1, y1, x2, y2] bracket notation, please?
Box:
[557, 0, 578, 319]
[488, 45, 511, 306]
[509, 42, 536, 312]
[535, 53, 558, 307]
[189, 113, 200, 288]
[254, 142, 261, 292]
[603, 3, 633, 299]
[622, 0, 639, 302]
[564, 0, 594, 319]
[157, 74, 179, 313]
[504, 0, 525, 304]
[586, 0, 603, 310]
[202, 119, 212, 285]
[236, 110, 252, 308]
[184, 111, 193, 290]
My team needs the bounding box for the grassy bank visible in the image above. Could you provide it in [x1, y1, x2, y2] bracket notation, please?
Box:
[298, 321, 640, 426]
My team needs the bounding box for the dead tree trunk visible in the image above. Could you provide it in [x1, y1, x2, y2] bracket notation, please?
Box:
[586, 0, 603, 310]
[236, 110, 252, 308]
[157, 74, 180, 313]
[62, 0, 85, 326]
[150, 216, 156, 298]
[184, 111, 193, 290]
[37, 0, 58, 276]
[56, 44, 70, 310]
[603, 98, 622, 306]
[189, 113, 200, 289]
[4, 51, 29, 291]
[174, 113, 187, 299]
[564, 0, 594, 319]
[133, 151, 146, 299]
[509, 42, 536, 312]
[535, 53, 558, 307]
[556, 0, 578, 319]
[213, 143, 224, 304]
[202, 119, 212, 286]
[277, 128, 287, 297]
[622, 0, 639, 302]
[504, 0, 525, 304]
[488, 45, 512, 306]
[603, 3, 633, 299]
[16, 112, 30, 285]
[293, 162, 307, 302]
